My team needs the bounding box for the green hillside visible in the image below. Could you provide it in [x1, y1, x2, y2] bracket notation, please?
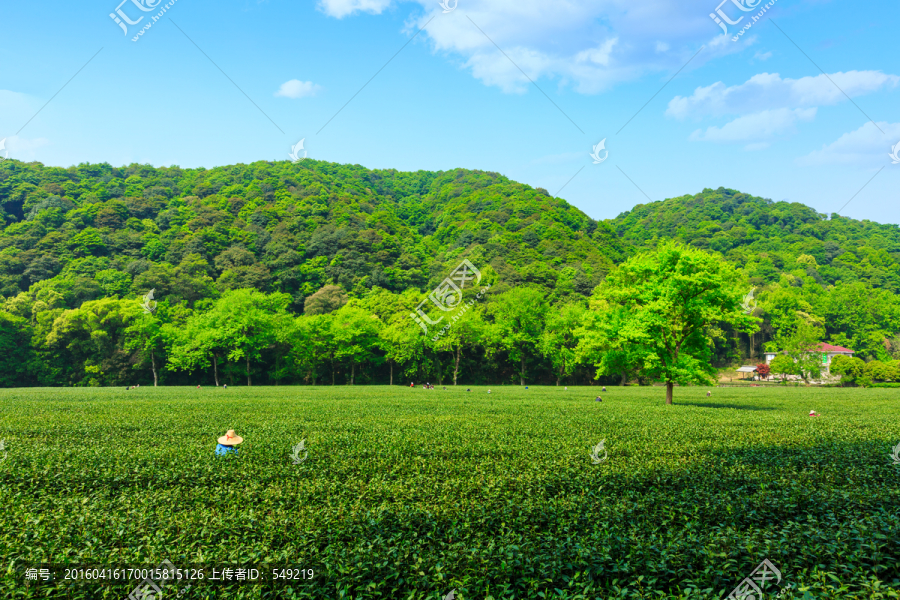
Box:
[0, 159, 622, 308]
[0, 159, 898, 387]
[613, 187, 900, 292]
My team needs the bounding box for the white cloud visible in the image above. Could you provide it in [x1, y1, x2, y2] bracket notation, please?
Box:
[317, 0, 752, 94]
[318, 0, 392, 18]
[753, 51, 772, 61]
[797, 121, 900, 167]
[689, 107, 817, 142]
[667, 71, 899, 119]
[0, 135, 50, 161]
[274, 79, 323, 99]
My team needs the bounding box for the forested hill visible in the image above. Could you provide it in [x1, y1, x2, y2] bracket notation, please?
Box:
[0, 159, 625, 308]
[1, 159, 899, 388]
[612, 188, 900, 293]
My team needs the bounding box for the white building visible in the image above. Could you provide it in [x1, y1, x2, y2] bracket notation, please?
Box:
[764, 343, 854, 374]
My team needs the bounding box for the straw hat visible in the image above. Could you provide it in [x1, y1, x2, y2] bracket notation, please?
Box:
[218, 430, 243, 445]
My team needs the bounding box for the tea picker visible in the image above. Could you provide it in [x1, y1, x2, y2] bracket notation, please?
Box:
[216, 430, 243, 456]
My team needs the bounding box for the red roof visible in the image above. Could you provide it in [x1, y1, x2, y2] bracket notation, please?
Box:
[816, 343, 854, 353]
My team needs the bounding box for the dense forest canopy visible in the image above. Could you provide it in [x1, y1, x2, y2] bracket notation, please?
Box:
[0, 158, 898, 387]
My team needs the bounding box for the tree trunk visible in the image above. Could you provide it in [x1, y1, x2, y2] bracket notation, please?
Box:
[151, 350, 158, 387]
[213, 354, 219, 387]
[246, 355, 251, 386]
[665, 381, 674, 405]
[389, 360, 393, 386]
[520, 355, 525, 386]
[351, 363, 355, 385]
[331, 363, 335, 386]
[620, 372, 627, 386]
[453, 347, 461, 386]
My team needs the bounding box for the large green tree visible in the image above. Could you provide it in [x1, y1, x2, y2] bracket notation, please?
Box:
[433, 305, 487, 386]
[331, 305, 382, 384]
[590, 242, 758, 404]
[540, 301, 586, 386]
[488, 287, 547, 385]
[199, 289, 290, 386]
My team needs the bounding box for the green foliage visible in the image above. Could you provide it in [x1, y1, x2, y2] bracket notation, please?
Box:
[1, 386, 899, 599]
[830, 355, 865, 385]
[770, 354, 798, 380]
[863, 360, 900, 382]
[776, 322, 825, 383]
[303, 284, 348, 315]
[0, 312, 35, 386]
[586, 242, 757, 403]
[0, 159, 899, 386]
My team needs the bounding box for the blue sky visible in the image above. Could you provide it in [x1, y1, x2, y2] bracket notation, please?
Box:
[1, 0, 898, 223]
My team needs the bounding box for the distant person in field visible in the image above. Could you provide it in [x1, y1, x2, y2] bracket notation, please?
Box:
[216, 430, 243, 456]
[809, 410, 820, 417]
[602, 387, 606, 392]
[595, 396, 602, 402]
[707, 391, 711, 397]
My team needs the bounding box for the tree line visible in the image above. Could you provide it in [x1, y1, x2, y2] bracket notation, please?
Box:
[2, 159, 900, 391]
[6, 242, 896, 401]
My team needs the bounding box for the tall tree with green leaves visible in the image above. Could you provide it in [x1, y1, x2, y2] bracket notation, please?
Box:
[488, 287, 547, 385]
[201, 289, 290, 386]
[284, 314, 335, 385]
[331, 305, 382, 384]
[433, 305, 487, 385]
[589, 242, 758, 404]
[540, 301, 586, 386]
[124, 307, 169, 387]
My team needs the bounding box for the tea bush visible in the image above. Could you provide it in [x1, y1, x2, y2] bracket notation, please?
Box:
[0, 386, 898, 599]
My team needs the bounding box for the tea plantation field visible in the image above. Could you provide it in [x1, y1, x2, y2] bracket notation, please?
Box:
[0, 385, 898, 599]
